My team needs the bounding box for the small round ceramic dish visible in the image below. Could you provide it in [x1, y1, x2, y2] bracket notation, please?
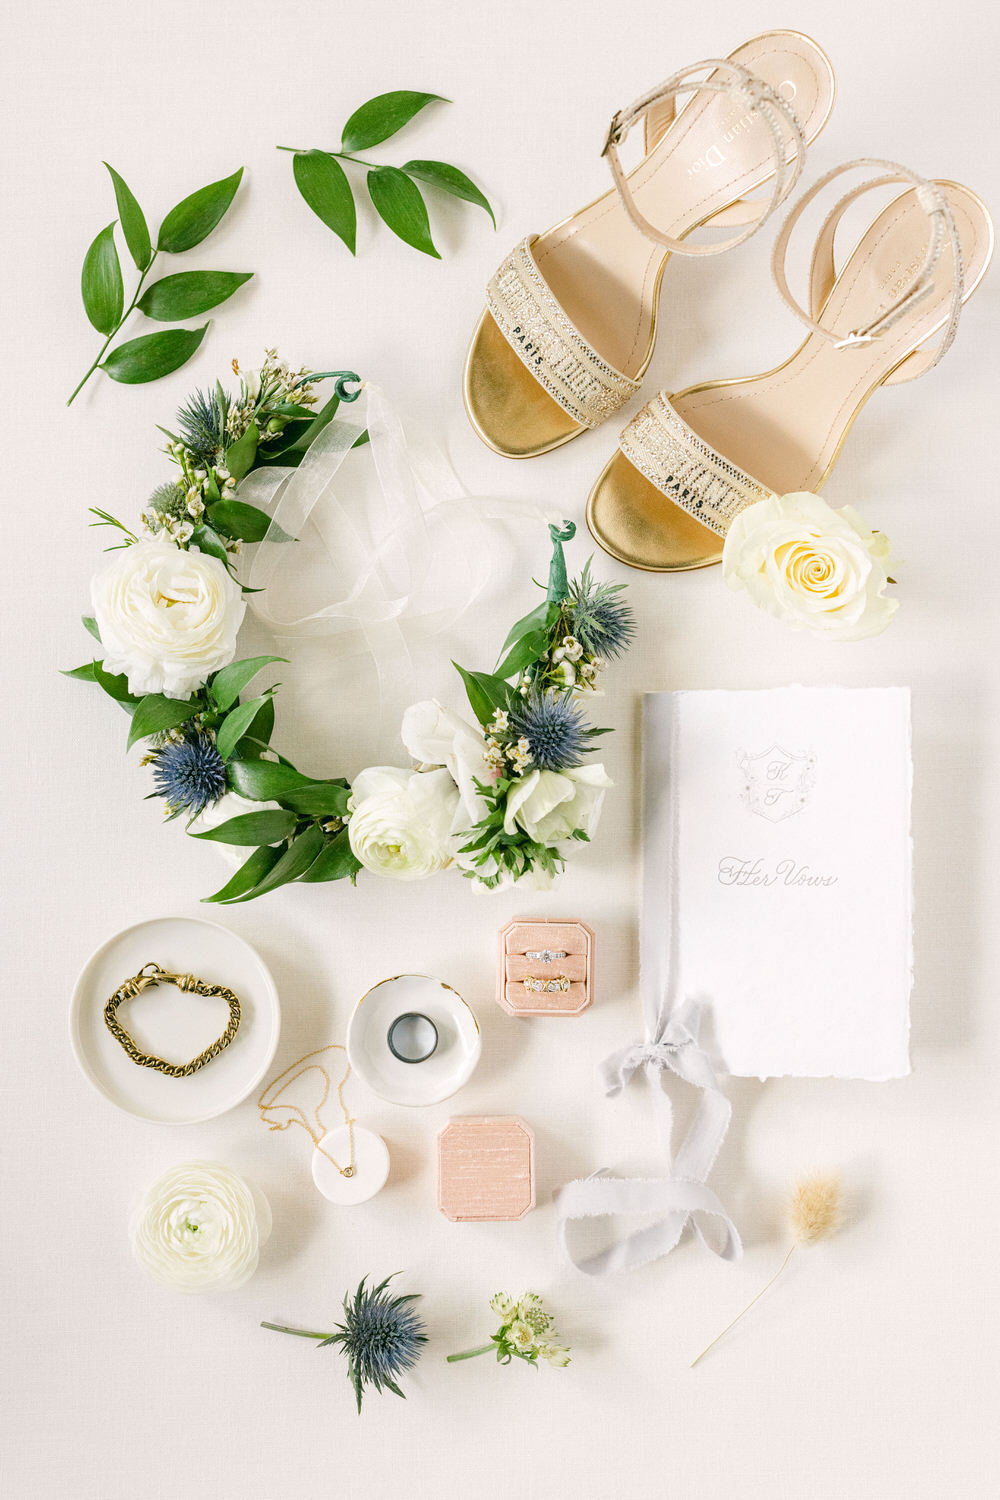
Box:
[347, 975, 481, 1106]
[69, 916, 281, 1124]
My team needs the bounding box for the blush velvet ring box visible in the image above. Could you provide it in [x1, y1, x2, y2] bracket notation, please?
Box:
[497, 920, 594, 1016]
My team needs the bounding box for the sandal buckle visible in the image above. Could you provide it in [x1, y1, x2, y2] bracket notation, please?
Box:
[601, 111, 624, 157]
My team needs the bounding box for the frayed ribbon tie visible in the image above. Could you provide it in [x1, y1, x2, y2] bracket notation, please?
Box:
[556, 997, 742, 1275]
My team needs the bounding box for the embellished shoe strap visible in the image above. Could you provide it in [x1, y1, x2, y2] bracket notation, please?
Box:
[618, 394, 773, 536]
[486, 238, 641, 428]
[602, 58, 807, 256]
[771, 159, 965, 380]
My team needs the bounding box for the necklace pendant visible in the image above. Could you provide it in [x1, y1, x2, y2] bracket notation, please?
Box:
[311, 1124, 388, 1204]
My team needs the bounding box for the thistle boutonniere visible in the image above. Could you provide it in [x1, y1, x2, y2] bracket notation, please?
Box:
[262, 1273, 427, 1412]
[448, 1293, 571, 1369]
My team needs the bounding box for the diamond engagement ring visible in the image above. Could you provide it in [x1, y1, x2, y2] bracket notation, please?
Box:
[525, 949, 568, 963]
[523, 976, 571, 994]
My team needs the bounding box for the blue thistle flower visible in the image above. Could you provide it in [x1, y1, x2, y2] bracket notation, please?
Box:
[511, 691, 593, 771]
[321, 1274, 427, 1412]
[566, 560, 635, 660]
[145, 480, 188, 521]
[150, 732, 227, 818]
[175, 386, 230, 462]
[262, 1275, 427, 1413]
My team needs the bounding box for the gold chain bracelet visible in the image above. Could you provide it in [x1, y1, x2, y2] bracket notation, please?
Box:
[104, 962, 241, 1078]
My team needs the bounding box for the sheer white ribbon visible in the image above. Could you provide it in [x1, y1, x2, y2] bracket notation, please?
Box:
[556, 996, 740, 1275]
[556, 692, 741, 1275]
[237, 382, 547, 724]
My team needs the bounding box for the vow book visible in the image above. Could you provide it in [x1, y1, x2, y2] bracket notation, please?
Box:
[642, 687, 913, 1080]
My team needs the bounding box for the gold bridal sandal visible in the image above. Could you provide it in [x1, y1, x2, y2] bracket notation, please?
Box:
[463, 32, 835, 457]
[587, 159, 994, 570]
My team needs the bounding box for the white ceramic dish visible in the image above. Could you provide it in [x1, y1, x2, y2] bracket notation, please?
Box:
[347, 974, 481, 1106]
[69, 916, 281, 1124]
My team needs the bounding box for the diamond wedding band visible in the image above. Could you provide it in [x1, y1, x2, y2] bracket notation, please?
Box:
[525, 949, 567, 963]
[523, 975, 571, 994]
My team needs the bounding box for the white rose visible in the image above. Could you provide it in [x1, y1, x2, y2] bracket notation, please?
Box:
[130, 1161, 271, 1294]
[186, 792, 284, 868]
[92, 539, 246, 699]
[400, 699, 493, 830]
[348, 765, 459, 880]
[722, 492, 898, 641]
[504, 763, 613, 844]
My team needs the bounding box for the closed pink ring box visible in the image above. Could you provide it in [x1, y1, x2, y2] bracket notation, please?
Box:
[437, 1116, 535, 1222]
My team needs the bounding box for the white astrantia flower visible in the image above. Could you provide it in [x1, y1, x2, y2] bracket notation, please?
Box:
[722, 491, 898, 641]
[506, 1319, 536, 1353]
[186, 792, 284, 867]
[490, 1293, 518, 1320]
[348, 765, 459, 880]
[538, 1344, 571, 1367]
[92, 538, 245, 699]
[503, 764, 613, 845]
[130, 1161, 271, 1294]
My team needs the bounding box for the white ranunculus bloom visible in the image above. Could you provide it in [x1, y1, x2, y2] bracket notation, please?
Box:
[348, 765, 459, 880]
[130, 1161, 271, 1294]
[400, 699, 493, 831]
[186, 792, 284, 868]
[722, 492, 898, 641]
[92, 539, 246, 699]
[503, 763, 613, 845]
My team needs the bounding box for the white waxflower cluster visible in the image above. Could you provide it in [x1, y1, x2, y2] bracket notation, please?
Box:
[483, 708, 533, 777]
[547, 633, 603, 694]
[228, 349, 318, 442]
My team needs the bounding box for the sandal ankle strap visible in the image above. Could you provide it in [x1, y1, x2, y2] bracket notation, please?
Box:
[602, 58, 808, 256]
[771, 158, 965, 380]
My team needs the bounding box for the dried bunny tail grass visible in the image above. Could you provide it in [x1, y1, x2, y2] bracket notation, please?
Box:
[690, 1170, 844, 1369]
[789, 1172, 843, 1245]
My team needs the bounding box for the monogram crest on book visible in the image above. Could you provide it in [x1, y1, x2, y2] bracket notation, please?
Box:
[737, 744, 817, 823]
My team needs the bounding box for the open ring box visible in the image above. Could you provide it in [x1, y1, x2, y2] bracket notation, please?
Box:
[497, 920, 594, 1017]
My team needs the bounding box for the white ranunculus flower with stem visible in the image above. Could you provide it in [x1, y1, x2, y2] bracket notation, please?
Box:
[92, 538, 245, 699]
[130, 1161, 271, 1294]
[722, 491, 898, 641]
[348, 765, 459, 880]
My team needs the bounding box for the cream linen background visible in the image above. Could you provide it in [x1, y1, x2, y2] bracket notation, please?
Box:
[2, 2, 999, 1496]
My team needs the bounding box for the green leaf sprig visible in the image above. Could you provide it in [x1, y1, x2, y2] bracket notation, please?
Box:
[278, 90, 494, 258]
[69, 165, 251, 404]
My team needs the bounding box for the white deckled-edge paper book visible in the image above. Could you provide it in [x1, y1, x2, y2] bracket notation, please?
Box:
[641, 686, 913, 1080]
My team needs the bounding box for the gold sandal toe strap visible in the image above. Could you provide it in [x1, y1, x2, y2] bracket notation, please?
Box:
[619, 394, 772, 535]
[486, 238, 641, 428]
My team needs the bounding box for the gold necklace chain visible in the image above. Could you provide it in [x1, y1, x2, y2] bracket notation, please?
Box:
[257, 1044, 356, 1178]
